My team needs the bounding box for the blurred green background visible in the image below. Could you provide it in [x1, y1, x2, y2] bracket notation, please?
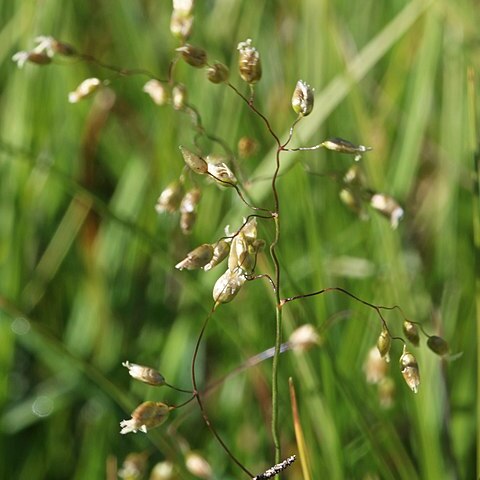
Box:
[0, 0, 477, 479]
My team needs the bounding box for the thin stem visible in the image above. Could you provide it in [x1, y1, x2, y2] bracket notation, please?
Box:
[191, 307, 254, 478]
[165, 382, 193, 394]
[75, 53, 163, 81]
[282, 286, 393, 333]
[227, 82, 282, 148]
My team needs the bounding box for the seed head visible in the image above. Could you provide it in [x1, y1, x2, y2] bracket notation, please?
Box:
[206, 63, 230, 84]
[291, 80, 314, 117]
[175, 243, 214, 270]
[143, 80, 170, 106]
[399, 346, 420, 394]
[122, 361, 166, 386]
[363, 346, 388, 384]
[176, 44, 207, 68]
[120, 401, 170, 434]
[403, 321, 420, 347]
[237, 136, 258, 158]
[155, 181, 184, 214]
[180, 188, 202, 213]
[207, 162, 237, 185]
[118, 452, 148, 480]
[237, 38, 262, 84]
[185, 451, 213, 479]
[170, 10, 194, 40]
[68, 77, 102, 103]
[172, 83, 188, 110]
[289, 324, 321, 353]
[179, 146, 208, 174]
[203, 239, 230, 271]
[427, 335, 449, 356]
[321, 137, 372, 161]
[376, 328, 391, 362]
[12, 51, 52, 68]
[212, 268, 246, 304]
[370, 193, 404, 229]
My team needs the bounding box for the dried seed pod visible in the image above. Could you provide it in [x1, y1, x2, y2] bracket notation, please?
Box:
[179, 146, 208, 174]
[68, 77, 101, 103]
[122, 361, 166, 386]
[203, 239, 230, 271]
[176, 44, 207, 68]
[155, 181, 184, 214]
[120, 401, 170, 434]
[184, 451, 213, 480]
[403, 320, 420, 347]
[376, 328, 391, 362]
[212, 268, 246, 304]
[143, 80, 169, 106]
[399, 346, 420, 394]
[289, 324, 321, 353]
[175, 243, 214, 270]
[207, 162, 237, 185]
[370, 193, 404, 229]
[321, 137, 372, 161]
[172, 83, 188, 110]
[206, 63, 229, 84]
[427, 335, 449, 356]
[291, 80, 314, 117]
[237, 38, 262, 84]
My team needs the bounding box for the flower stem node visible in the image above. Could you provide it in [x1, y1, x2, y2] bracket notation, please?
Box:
[175, 244, 214, 270]
[122, 361, 166, 386]
[321, 137, 372, 161]
[120, 401, 170, 434]
[427, 335, 449, 356]
[237, 38, 262, 84]
[291, 80, 314, 117]
[68, 78, 102, 103]
[143, 80, 170, 106]
[206, 63, 230, 84]
[403, 321, 420, 347]
[399, 346, 420, 394]
[176, 44, 207, 68]
[179, 146, 208, 174]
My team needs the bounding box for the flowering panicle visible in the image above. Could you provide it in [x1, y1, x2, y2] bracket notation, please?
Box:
[120, 401, 171, 434]
[237, 39, 262, 84]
